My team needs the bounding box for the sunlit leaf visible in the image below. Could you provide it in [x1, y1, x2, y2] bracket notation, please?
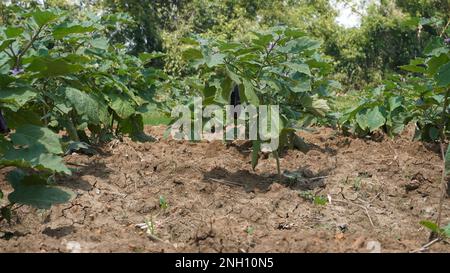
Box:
[32, 10, 58, 27]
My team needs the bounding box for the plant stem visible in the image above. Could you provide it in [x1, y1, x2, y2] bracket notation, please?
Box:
[67, 111, 80, 142]
[14, 24, 44, 69]
[439, 19, 450, 38]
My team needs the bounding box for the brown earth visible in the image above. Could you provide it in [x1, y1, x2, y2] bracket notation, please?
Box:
[0, 125, 449, 253]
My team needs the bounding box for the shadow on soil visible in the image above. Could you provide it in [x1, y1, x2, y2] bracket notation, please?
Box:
[202, 166, 332, 193]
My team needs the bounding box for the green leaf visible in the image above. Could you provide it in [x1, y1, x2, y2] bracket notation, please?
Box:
[119, 114, 155, 142]
[388, 96, 403, 111]
[0, 86, 37, 111]
[366, 107, 386, 132]
[205, 53, 225, 68]
[64, 87, 102, 124]
[4, 27, 24, 38]
[420, 220, 440, 233]
[435, 62, 450, 87]
[0, 74, 15, 88]
[243, 79, 260, 106]
[400, 61, 427, 73]
[0, 39, 15, 52]
[226, 66, 241, 85]
[1, 146, 71, 174]
[427, 54, 450, 76]
[27, 57, 83, 77]
[313, 196, 328, 205]
[355, 109, 369, 131]
[400, 64, 426, 73]
[283, 62, 311, 76]
[424, 37, 448, 56]
[138, 52, 165, 63]
[32, 10, 58, 27]
[251, 33, 273, 48]
[214, 77, 233, 104]
[11, 124, 63, 154]
[52, 24, 96, 39]
[291, 73, 311, 93]
[107, 91, 136, 119]
[7, 170, 74, 209]
[251, 140, 261, 170]
[182, 48, 203, 61]
[90, 37, 109, 50]
[311, 98, 330, 117]
[0, 136, 12, 154]
[443, 223, 450, 238]
[278, 37, 321, 54]
[4, 109, 43, 129]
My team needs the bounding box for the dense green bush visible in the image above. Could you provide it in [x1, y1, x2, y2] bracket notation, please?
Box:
[339, 38, 450, 141]
[180, 26, 340, 172]
[0, 5, 165, 210]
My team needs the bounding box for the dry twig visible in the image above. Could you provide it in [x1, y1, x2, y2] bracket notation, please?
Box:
[333, 199, 375, 228]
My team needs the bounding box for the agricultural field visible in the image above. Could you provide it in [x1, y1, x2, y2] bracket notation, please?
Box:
[0, 0, 449, 254]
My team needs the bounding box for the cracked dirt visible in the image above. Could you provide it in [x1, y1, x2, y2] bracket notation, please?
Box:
[0, 126, 449, 252]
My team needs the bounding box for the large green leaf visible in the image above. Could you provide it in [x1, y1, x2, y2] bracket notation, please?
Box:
[366, 107, 386, 132]
[90, 37, 109, 50]
[0, 86, 37, 111]
[7, 169, 74, 209]
[10, 124, 63, 154]
[119, 114, 155, 142]
[64, 87, 103, 124]
[283, 62, 311, 76]
[52, 24, 96, 39]
[427, 54, 450, 76]
[226, 66, 241, 85]
[107, 91, 136, 119]
[205, 52, 225, 68]
[1, 146, 70, 174]
[214, 77, 233, 104]
[291, 72, 311, 93]
[388, 96, 403, 111]
[311, 98, 330, 117]
[182, 48, 203, 61]
[0, 39, 15, 52]
[278, 37, 321, 54]
[243, 79, 260, 106]
[4, 27, 24, 38]
[32, 10, 58, 27]
[27, 57, 83, 77]
[0, 74, 15, 88]
[356, 109, 369, 131]
[399, 58, 427, 73]
[251, 33, 273, 48]
[436, 62, 450, 87]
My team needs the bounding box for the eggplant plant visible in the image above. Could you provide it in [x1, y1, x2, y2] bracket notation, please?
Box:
[399, 36, 450, 233]
[180, 26, 339, 175]
[0, 5, 165, 213]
